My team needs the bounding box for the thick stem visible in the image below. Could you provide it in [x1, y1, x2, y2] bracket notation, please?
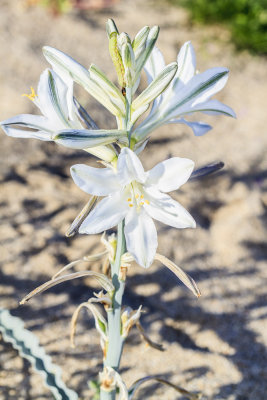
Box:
[100, 221, 126, 399]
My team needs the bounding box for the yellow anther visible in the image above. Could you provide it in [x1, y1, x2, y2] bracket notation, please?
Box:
[145, 200, 150, 205]
[140, 194, 144, 199]
[22, 86, 37, 101]
[135, 194, 139, 199]
[127, 198, 131, 202]
[129, 204, 133, 207]
[140, 202, 144, 206]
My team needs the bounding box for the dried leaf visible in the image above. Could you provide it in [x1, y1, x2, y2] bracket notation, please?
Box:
[65, 196, 98, 237]
[155, 253, 201, 297]
[136, 321, 165, 352]
[128, 375, 202, 400]
[70, 302, 108, 348]
[20, 271, 114, 304]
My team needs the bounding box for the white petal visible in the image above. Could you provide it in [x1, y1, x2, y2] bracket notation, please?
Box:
[37, 69, 70, 128]
[46, 59, 76, 122]
[43, 46, 125, 118]
[71, 164, 120, 196]
[53, 129, 127, 149]
[190, 67, 229, 105]
[175, 41, 196, 86]
[117, 148, 146, 185]
[43, 46, 91, 91]
[125, 208, 157, 268]
[1, 114, 53, 140]
[166, 67, 230, 119]
[146, 157, 194, 192]
[144, 46, 166, 84]
[144, 188, 196, 229]
[190, 99, 236, 118]
[79, 192, 127, 234]
[170, 118, 212, 136]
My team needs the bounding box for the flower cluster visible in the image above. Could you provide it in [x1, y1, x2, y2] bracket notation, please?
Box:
[1, 19, 235, 269]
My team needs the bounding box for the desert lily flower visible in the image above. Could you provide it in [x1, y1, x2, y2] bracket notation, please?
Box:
[0, 68, 125, 162]
[133, 41, 236, 141]
[70, 147, 195, 268]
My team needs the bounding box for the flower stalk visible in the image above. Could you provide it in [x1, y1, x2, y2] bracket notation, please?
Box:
[100, 221, 126, 399]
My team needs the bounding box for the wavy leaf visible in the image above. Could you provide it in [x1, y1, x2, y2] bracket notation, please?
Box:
[0, 308, 78, 400]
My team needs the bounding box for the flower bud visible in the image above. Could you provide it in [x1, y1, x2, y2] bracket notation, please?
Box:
[106, 18, 119, 37]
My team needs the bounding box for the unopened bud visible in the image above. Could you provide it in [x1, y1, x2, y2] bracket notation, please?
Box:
[106, 18, 119, 37]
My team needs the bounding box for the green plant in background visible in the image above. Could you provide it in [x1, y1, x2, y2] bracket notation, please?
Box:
[26, 0, 72, 14]
[170, 0, 267, 54]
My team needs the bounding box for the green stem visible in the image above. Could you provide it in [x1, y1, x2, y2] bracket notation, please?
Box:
[100, 83, 132, 400]
[100, 221, 126, 399]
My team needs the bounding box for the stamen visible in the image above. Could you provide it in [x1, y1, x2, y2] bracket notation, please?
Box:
[22, 86, 37, 102]
[140, 202, 144, 206]
[145, 200, 150, 205]
[129, 204, 133, 207]
[127, 198, 131, 202]
[140, 194, 144, 199]
[135, 194, 139, 199]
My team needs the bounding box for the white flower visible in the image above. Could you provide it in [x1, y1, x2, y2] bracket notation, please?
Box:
[70, 148, 195, 268]
[133, 41, 236, 141]
[1, 68, 80, 141]
[0, 68, 124, 162]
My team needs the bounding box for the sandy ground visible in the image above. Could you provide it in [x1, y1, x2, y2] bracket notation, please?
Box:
[0, 0, 267, 399]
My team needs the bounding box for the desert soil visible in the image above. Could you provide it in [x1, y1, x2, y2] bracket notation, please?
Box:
[0, 0, 267, 399]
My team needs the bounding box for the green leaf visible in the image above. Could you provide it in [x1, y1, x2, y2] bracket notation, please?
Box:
[0, 308, 78, 400]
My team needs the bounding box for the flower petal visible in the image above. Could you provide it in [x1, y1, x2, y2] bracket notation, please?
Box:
[175, 41, 196, 87]
[125, 208, 157, 268]
[144, 188, 196, 229]
[71, 164, 120, 196]
[43, 46, 125, 117]
[37, 69, 70, 128]
[117, 148, 146, 185]
[144, 46, 166, 84]
[1, 114, 53, 140]
[79, 192, 127, 234]
[170, 118, 212, 136]
[146, 157, 194, 192]
[53, 129, 127, 149]
[188, 99, 236, 118]
[43, 46, 92, 91]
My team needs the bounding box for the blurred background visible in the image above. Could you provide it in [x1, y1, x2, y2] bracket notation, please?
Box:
[0, 0, 267, 399]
